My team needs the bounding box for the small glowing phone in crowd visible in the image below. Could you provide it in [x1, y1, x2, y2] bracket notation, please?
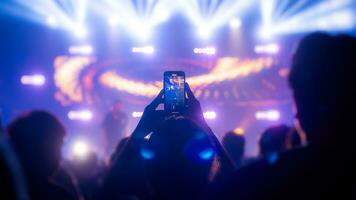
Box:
[163, 71, 186, 113]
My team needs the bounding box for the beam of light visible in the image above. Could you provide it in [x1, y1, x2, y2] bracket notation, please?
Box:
[277, 0, 308, 19]
[92, 0, 175, 40]
[0, 0, 89, 40]
[203, 111, 217, 120]
[46, 16, 58, 28]
[107, 16, 119, 27]
[260, 0, 275, 32]
[209, 0, 254, 28]
[254, 43, 280, 54]
[272, 0, 293, 19]
[193, 47, 216, 55]
[178, 0, 254, 39]
[67, 110, 93, 121]
[197, 25, 213, 40]
[74, 26, 88, 39]
[229, 18, 242, 29]
[259, 0, 356, 38]
[68, 44, 93, 55]
[255, 110, 280, 121]
[20, 74, 46, 86]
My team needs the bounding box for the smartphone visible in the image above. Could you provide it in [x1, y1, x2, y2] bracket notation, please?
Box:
[163, 71, 186, 113]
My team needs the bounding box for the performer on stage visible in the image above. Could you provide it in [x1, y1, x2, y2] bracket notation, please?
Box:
[102, 99, 128, 158]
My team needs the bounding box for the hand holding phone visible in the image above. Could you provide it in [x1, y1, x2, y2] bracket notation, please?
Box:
[163, 71, 186, 113]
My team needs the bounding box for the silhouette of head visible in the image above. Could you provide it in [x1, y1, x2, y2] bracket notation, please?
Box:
[143, 118, 216, 197]
[7, 110, 66, 178]
[289, 33, 356, 147]
[222, 131, 245, 167]
[259, 125, 301, 157]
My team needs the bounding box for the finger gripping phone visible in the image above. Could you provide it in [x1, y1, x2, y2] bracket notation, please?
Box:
[164, 71, 186, 113]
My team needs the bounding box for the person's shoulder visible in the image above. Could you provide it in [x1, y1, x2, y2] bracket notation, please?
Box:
[205, 148, 311, 200]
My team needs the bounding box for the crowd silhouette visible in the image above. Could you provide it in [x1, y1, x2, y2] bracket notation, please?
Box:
[1, 32, 355, 200]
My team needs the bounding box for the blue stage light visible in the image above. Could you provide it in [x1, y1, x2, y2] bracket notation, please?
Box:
[140, 148, 155, 160]
[199, 148, 214, 160]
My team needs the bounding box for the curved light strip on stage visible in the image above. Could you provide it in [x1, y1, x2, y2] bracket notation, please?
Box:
[54, 56, 273, 105]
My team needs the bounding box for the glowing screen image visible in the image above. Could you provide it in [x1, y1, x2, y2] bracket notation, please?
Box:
[164, 73, 185, 111]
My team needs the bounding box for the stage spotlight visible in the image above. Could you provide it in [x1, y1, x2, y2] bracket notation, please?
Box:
[72, 140, 89, 159]
[198, 26, 212, 39]
[259, 26, 274, 40]
[137, 27, 152, 41]
[140, 148, 155, 160]
[203, 111, 216, 120]
[254, 43, 279, 54]
[68, 110, 93, 121]
[21, 74, 46, 86]
[199, 148, 214, 160]
[233, 128, 245, 135]
[68, 45, 93, 55]
[132, 111, 143, 118]
[46, 16, 58, 28]
[229, 18, 242, 29]
[74, 26, 88, 39]
[152, 7, 170, 23]
[108, 17, 119, 27]
[193, 47, 216, 55]
[132, 46, 154, 54]
[255, 110, 280, 121]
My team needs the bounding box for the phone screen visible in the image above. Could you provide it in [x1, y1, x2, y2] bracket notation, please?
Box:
[164, 72, 185, 112]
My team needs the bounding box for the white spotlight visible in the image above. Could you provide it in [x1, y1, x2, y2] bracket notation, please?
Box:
[132, 111, 143, 118]
[108, 17, 119, 27]
[74, 26, 88, 39]
[132, 46, 154, 54]
[21, 74, 46, 86]
[259, 26, 273, 40]
[68, 45, 93, 55]
[68, 110, 93, 121]
[255, 110, 280, 121]
[254, 43, 280, 54]
[203, 111, 217, 120]
[153, 7, 170, 23]
[198, 26, 212, 39]
[193, 47, 216, 55]
[72, 140, 89, 158]
[229, 18, 242, 29]
[46, 16, 58, 28]
[137, 28, 152, 41]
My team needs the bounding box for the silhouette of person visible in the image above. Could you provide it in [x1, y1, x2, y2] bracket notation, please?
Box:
[102, 99, 128, 157]
[7, 110, 77, 200]
[259, 125, 301, 160]
[208, 33, 356, 199]
[96, 84, 234, 200]
[144, 118, 218, 200]
[222, 131, 245, 168]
